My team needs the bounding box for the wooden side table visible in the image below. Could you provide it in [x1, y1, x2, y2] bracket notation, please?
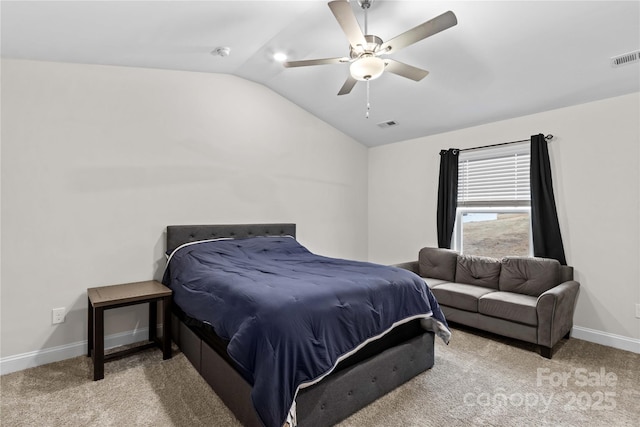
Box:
[87, 280, 172, 380]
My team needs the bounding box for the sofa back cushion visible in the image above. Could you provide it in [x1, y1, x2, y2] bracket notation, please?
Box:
[455, 255, 501, 289]
[499, 257, 560, 296]
[418, 247, 458, 282]
[559, 265, 574, 283]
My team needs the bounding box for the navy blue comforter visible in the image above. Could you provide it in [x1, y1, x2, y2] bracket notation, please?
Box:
[163, 236, 448, 427]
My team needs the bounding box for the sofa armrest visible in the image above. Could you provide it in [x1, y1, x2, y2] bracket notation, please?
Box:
[393, 261, 420, 275]
[536, 280, 580, 348]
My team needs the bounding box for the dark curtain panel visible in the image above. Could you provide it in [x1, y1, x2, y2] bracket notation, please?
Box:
[530, 134, 567, 265]
[437, 149, 459, 249]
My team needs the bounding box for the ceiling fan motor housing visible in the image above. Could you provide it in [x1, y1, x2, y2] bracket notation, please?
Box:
[349, 34, 383, 58]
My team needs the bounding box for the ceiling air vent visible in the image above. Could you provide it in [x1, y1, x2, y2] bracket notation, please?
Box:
[611, 50, 639, 67]
[377, 120, 399, 129]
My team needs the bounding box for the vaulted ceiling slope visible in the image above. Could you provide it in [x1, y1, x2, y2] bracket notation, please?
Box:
[2, 1, 639, 147]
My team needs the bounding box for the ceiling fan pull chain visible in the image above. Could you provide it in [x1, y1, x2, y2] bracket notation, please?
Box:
[366, 80, 371, 119]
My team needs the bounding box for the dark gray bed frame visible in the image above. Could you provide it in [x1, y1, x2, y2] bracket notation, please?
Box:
[166, 223, 435, 427]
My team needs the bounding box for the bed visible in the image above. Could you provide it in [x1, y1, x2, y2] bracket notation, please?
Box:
[163, 224, 449, 427]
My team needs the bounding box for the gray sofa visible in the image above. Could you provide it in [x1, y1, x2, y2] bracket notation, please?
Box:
[397, 247, 580, 358]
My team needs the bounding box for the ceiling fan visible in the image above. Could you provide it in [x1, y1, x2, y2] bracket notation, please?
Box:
[283, 0, 458, 96]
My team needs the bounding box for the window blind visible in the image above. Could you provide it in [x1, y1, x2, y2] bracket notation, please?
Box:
[458, 144, 530, 207]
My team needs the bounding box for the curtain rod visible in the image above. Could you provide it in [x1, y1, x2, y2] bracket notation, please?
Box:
[459, 134, 553, 152]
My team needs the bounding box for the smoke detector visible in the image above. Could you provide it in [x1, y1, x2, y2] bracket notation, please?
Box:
[211, 47, 231, 57]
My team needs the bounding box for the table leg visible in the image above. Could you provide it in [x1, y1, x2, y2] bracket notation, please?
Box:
[93, 306, 104, 381]
[162, 296, 172, 360]
[87, 297, 93, 357]
[149, 300, 157, 343]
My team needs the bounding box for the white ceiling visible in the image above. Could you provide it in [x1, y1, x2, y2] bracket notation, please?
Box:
[2, 1, 639, 147]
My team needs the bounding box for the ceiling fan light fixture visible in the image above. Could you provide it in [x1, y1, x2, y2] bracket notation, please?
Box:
[350, 55, 385, 81]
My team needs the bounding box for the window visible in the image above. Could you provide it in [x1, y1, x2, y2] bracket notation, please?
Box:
[453, 143, 532, 258]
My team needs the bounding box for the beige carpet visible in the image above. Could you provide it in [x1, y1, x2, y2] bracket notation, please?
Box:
[2, 326, 639, 426]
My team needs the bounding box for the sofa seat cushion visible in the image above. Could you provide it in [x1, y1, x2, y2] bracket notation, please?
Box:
[419, 247, 458, 282]
[455, 255, 501, 289]
[422, 277, 449, 289]
[499, 257, 561, 296]
[478, 292, 538, 326]
[431, 283, 496, 312]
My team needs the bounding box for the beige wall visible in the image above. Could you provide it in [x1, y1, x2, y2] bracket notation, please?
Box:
[369, 93, 640, 344]
[0, 59, 368, 358]
[1, 58, 638, 365]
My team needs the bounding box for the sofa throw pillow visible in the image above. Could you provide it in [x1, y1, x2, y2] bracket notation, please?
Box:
[499, 257, 560, 296]
[455, 255, 501, 289]
[418, 247, 458, 282]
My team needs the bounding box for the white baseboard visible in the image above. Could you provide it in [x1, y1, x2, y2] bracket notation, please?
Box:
[572, 326, 640, 354]
[0, 326, 158, 376]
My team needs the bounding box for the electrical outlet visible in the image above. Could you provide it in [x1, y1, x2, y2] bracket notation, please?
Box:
[52, 307, 65, 324]
[636, 304, 640, 319]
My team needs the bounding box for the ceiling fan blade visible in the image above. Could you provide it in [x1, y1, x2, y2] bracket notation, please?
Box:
[380, 11, 457, 54]
[338, 75, 358, 96]
[384, 59, 429, 81]
[328, 1, 367, 51]
[283, 57, 348, 68]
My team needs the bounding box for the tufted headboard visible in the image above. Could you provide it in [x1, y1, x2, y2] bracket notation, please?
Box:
[166, 223, 296, 254]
